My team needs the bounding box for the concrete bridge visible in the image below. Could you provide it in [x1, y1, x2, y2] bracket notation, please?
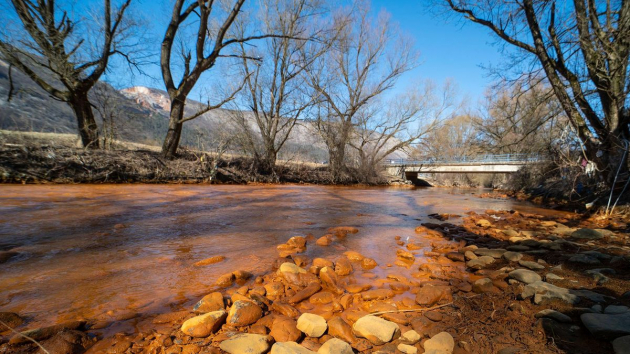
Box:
[384, 154, 545, 181]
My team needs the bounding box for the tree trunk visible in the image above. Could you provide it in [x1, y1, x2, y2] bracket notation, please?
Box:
[162, 99, 185, 158]
[328, 141, 346, 182]
[258, 147, 277, 175]
[593, 133, 629, 189]
[69, 91, 100, 149]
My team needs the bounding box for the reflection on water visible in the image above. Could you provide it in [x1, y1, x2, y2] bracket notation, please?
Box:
[0, 184, 571, 330]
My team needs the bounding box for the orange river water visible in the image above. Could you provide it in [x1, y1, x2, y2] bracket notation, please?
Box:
[0, 184, 573, 334]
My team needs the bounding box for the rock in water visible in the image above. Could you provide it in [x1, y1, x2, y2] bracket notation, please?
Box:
[318, 338, 353, 354]
[219, 334, 273, 354]
[423, 331, 454, 354]
[581, 313, 630, 340]
[352, 315, 400, 345]
[181, 310, 227, 337]
[296, 313, 327, 338]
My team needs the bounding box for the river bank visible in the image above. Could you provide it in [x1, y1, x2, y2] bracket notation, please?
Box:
[1, 185, 629, 353]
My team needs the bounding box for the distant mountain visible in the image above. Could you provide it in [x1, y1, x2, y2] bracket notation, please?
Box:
[0, 58, 406, 162]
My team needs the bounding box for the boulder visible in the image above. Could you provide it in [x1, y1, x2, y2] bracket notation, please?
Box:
[193, 292, 225, 313]
[219, 333, 273, 354]
[509, 269, 542, 284]
[334, 258, 353, 276]
[423, 332, 454, 354]
[520, 281, 578, 305]
[581, 313, 630, 340]
[216, 273, 235, 287]
[181, 310, 227, 337]
[226, 301, 263, 327]
[318, 338, 353, 354]
[297, 313, 327, 338]
[352, 315, 400, 345]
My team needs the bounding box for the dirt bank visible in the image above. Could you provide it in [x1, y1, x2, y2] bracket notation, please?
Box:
[2, 207, 629, 354]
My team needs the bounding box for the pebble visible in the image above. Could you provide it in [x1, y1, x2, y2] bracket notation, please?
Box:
[397, 343, 418, 354]
[400, 330, 421, 345]
[545, 273, 564, 281]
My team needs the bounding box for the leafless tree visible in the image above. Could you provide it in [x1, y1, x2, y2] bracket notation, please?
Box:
[160, 0, 302, 158]
[416, 113, 480, 160]
[307, 0, 419, 181]
[92, 85, 123, 149]
[230, 0, 331, 174]
[444, 0, 630, 188]
[349, 80, 458, 182]
[0, 0, 135, 148]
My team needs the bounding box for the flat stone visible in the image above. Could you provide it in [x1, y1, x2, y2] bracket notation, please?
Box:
[503, 252, 523, 262]
[571, 228, 604, 240]
[397, 343, 418, 354]
[270, 342, 316, 354]
[518, 260, 545, 270]
[521, 281, 579, 305]
[297, 313, 327, 338]
[474, 248, 506, 258]
[400, 330, 421, 345]
[352, 315, 400, 345]
[466, 256, 495, 270]
[535, 309, 572, 323]
[581, 313, 630, 340]
[508, 269, 541, 284]
[181, 310, 227, 337]
[423, 331, 454, 354]
[445, 252, 465, 262]
[415, 285, 451, 306]
[361, 289, 394, 301]
[569, 254, 601, 265]
[605, 306, 629, 315]
[219, 333, 273, 354]
[318, 338, 353, 354]
[612, 335, 630, 354]
[545, 273, 564, 281]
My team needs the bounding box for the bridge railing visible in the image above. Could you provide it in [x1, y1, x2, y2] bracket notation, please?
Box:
[383, 153, 545, 166]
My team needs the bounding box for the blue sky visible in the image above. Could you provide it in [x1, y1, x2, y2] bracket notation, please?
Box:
[110, 0, 505, 106]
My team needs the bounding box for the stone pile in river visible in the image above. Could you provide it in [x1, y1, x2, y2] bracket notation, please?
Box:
[2, 211, 629, 354]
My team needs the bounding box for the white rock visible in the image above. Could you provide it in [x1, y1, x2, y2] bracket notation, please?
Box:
[297, 313, 327, 338]
[424, 331, 454, 354]
[352, 315, 400, 345]
[400, 330, 421, 345]
[397, 343, 418, 354]
[271, 341, 316, 354]
[219, 333, 273, 354]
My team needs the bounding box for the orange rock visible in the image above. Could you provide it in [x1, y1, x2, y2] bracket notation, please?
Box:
[319, 267, 343, 294]
[361, 289, 394, 301]
[288, 282, 322, 304]
[194, 292, 225, 313]
[328, 316, 358, 344]
[226, 300, 262, 327]
[216, 273, 235, 287]
[406, 243, 422, 250]
[193, 255, 226, 267]
[316, 235, 333, 246]
[270, 317, 302, 342]
[345, 284, 372, 294]
[328, 226, 359, 237]
[309, 291, 335, 304]
[361, 258, 378, 270]
[344, 251, 365, 262]
[334, 258, 354, 276]
[271, 302, 300, 318]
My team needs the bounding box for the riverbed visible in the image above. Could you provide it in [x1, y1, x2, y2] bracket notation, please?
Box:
[0, 184, 572, 335]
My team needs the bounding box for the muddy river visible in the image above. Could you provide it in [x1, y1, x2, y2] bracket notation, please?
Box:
[0, 184, 571, 334]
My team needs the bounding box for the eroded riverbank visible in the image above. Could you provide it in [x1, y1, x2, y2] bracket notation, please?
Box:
[1, 185, 629, 353]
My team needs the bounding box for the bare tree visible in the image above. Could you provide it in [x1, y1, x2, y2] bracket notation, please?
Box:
[417, 114, 480, 160]
[307, 1, 418, 181]
[444, 0, 630, 187]
[349, 80, 458, 181]
[231, 0, 330, 174]
[0, 0, 135, 148]
[160, 0, 301, 158]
